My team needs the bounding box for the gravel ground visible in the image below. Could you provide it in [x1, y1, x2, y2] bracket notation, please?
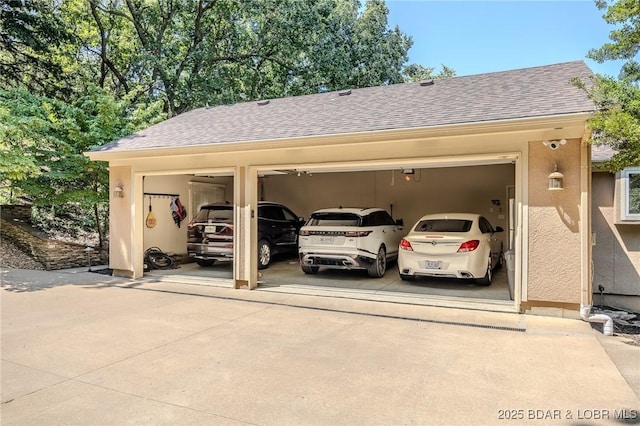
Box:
[0, 238, 45, 270]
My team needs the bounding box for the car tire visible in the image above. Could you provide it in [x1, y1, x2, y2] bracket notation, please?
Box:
[477, 258, 492, 286]
[301, 265, 319, 274]
[399, 273, 415, 281]
[196, 259, 215, 267]
[257, 239, 271, 270]
[367, 246, 387, 278]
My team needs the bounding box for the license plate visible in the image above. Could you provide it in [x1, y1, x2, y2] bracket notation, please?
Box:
[425, 261, 442, 269]
[204, 225, 217, 233]
[319, 236, 335, 243]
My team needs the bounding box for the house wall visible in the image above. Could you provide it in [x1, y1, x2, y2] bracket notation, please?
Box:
[592, 172, 640, 312]
[526, 138, 583, 310]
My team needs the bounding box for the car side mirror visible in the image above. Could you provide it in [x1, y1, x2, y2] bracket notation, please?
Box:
[495, 226, 504, 233]
[396, 218, 404, 227]
[298, 217, 305, 223]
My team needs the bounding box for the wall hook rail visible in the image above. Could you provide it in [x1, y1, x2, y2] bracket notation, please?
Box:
[144, 192, 180, 198]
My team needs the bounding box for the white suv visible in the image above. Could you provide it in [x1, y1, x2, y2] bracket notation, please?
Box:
[298, 207, 404, 278]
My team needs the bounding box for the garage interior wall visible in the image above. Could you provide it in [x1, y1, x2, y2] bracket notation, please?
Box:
[262, 164, 515, 250]
[591, 171, 640, 312]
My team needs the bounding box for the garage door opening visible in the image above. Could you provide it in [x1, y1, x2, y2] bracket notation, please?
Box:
[252, 158, 518, 309]
[142, 173, 235, 284]
[141, 156, 521, 312]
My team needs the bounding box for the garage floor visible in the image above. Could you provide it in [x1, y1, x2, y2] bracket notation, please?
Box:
[145, 254, 515, 313]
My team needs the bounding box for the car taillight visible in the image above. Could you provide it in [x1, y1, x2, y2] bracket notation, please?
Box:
[219, 226, 233, 236]
[399, 238, 413, 251]
[345, 230, 372, 237]
[457, 240, 480, 252]
[299, 229, 310, 236]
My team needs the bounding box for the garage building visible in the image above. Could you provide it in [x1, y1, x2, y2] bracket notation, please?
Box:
[87, 61, 597, 317]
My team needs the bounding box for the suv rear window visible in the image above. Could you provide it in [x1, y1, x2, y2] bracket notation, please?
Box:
[195, 206, 233, 223]
[414, 219, 472, 232]
[308, 212, 361, 227]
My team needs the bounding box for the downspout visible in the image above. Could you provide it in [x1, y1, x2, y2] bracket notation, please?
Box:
[579, 135, 613, 336]
[581, 303, 614, 336]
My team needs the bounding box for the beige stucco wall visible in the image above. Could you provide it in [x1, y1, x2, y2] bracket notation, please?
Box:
[109, 166, 134, 275]
[592, 172, 640, 311]
[526, 138, 583, 305]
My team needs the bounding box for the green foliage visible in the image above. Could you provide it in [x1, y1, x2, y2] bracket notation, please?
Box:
[589, 0, 640, 80]
[56, 0, 423, 115]
[579, 0, 640, 170]
[1, 0, 447, 245]
[402, 64, 456, 82]
[0, 86, 164, 245]
[575, 75, 640, 171]
[0, 0, 75, 97]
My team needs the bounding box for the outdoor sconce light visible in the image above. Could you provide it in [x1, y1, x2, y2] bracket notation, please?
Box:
[113, 184, 124, 198]
[548, 165, 564, 191]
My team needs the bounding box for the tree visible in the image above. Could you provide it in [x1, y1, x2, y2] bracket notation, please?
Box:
[402, 64, 456, 82]
[583, 0, 640, 170]
[51, 0, 418, 116]
[0, 87, 164, 246]
[1, 0, 448, 245]
[0, 0, 75, 98]
[588, 0, 640, 81]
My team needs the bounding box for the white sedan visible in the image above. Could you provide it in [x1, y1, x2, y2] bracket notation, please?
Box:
[397, 213, 504, 285]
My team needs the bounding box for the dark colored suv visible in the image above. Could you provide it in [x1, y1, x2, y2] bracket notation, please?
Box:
[187, 201, 304, 269]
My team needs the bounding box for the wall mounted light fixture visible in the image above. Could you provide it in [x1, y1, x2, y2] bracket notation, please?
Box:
[548, 164, 564, 191]
[402, 168, 415, 181]
[113, 184, 125, 198]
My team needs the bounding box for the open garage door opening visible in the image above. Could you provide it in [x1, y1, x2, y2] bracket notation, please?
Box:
[140, 156, 521, 311]
[253, 158, 518, 308]
[141, 172, 235, 285]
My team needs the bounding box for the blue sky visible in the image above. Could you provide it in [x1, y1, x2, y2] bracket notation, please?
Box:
[385, 1, 625, 77]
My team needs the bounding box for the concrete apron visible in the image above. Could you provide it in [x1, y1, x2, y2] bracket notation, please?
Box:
[144, 260, 517, 314]
[1, 269, 639, 425]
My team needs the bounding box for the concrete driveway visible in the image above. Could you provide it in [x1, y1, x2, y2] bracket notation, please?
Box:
[1, 268, 639, 425]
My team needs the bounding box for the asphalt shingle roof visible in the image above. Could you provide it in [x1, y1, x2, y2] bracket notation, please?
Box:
[93, 61, 595, 153]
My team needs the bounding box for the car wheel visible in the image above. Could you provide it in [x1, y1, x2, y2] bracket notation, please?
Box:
[301, 265, 319, 274]
[196, 259, 215, 267]
[367, 246, 387, 278]
[257, 239, 271, 270]
[399, 273, 415, 281]
[477, 258, 492, 286]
